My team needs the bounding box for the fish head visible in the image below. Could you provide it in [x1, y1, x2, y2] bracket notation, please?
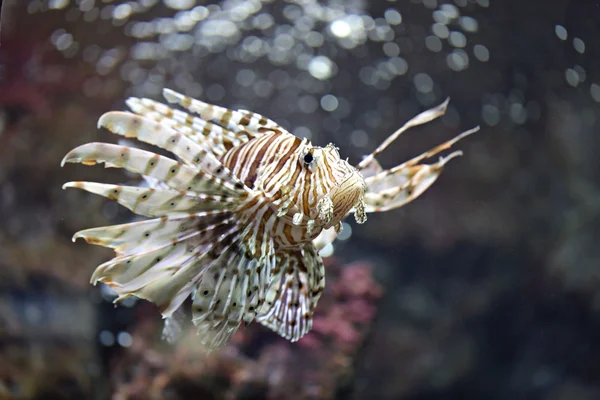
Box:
[298, 142, 367, 229]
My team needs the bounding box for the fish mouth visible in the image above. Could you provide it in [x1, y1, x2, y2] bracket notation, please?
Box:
[328, 170, 366, 227]
[342, 168, 367, 192]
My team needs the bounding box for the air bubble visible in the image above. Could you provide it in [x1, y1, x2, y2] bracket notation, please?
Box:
[573, 38, 585, 54]
[565, 68, 579, 87]
[446, 49, 469, 71]
[425, 35, 442, 52]
[99, 330, 115, 346]
[319, 243, 334, 257]
[337, 223, 352, 240]
[473, 44, 489, 62]
[330, 19, 351, 38]
[482, 104, 500, 126]
[350, 130, 368, 148]
[459, 16, 478, 32]
[448, 31, 466, 48]
[383, 42, 400, 57]
[320, 94, 339, 112]
[293, 126, 312, 139]
[163, 0, 195, 10]
[414, 73, 434, 93]
[555, 25, 567, 41]
[117, 331, 133, 347]
[432, 23, 449, 39]
[384, 9, 402, 25]
[308, 55, 335, 80]
[49, 0, 69, 9]
[591, 84, 600, 102]
[236, 69, 256, 87]
[113, 3, 132, 20]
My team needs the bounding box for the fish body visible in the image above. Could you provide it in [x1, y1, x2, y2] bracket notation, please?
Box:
[62, 89, 478, 350]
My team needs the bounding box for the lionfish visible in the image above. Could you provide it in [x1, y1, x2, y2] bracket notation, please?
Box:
[61, 89, 479, 350]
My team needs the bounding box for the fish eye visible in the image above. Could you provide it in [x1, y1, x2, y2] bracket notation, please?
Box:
[303, 152, 314, 164]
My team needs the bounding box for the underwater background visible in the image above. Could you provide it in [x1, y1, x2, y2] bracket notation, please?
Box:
[1, 0, 600, 399]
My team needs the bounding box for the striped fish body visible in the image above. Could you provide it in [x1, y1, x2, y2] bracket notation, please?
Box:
[62, 89, 368, 350]
[220, 130, 367, 249]
[216, 130, 368, 343]
[62, 88, 478, 350]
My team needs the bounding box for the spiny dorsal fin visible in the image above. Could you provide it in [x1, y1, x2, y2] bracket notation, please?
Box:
[163, 88, 281, 134]
[62, 142, 244, 197]
[126, 97, 247, 157]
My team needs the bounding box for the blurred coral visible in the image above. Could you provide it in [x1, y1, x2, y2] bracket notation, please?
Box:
[107, 257, 382, 400]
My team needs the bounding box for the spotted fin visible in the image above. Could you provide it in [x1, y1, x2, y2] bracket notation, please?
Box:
[72, 211, 234, 257]
[97, 111, 241, 185]
[61, 142, 243, 197]
[62, 102, 275, 350]
[162, 88, 281, 133]
[125, 97, 248, 158]
[63, 184, 269, 350]
[86, 211, 241, 315]
[190, 243, 275, 351]
[62, 182, 236, 217]
[256, 245, 325, 342]
[84, 205, 274, 333]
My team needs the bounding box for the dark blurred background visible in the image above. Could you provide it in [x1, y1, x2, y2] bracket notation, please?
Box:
[1, 0, 600, 399]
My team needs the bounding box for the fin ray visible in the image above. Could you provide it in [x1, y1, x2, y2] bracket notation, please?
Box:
[97, 111, 243, 187]
[126, 97, 247, 157]
[189, 237, 275, 351]
[63, 182, 236, 217]
[62, 142, 244, 197]
[256, 245, 324, 342]
[163, 88, 281, 134]
[92, 215, 244, 318]
[73, 210, 234, 256]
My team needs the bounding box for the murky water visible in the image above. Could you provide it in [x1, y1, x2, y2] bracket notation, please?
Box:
[1, 1, 599, 399]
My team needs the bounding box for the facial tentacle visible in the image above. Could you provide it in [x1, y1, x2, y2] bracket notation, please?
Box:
[292, 212, 304, 225]
[354, 198, 367, 224]
[317, 195, 334, 226]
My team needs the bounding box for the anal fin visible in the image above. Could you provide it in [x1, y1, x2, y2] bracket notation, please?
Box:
[256, 245, 325, 342]
[190, 239, 275, 351]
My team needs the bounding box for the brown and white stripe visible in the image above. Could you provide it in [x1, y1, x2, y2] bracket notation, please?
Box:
[62, 87, 371, 350]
